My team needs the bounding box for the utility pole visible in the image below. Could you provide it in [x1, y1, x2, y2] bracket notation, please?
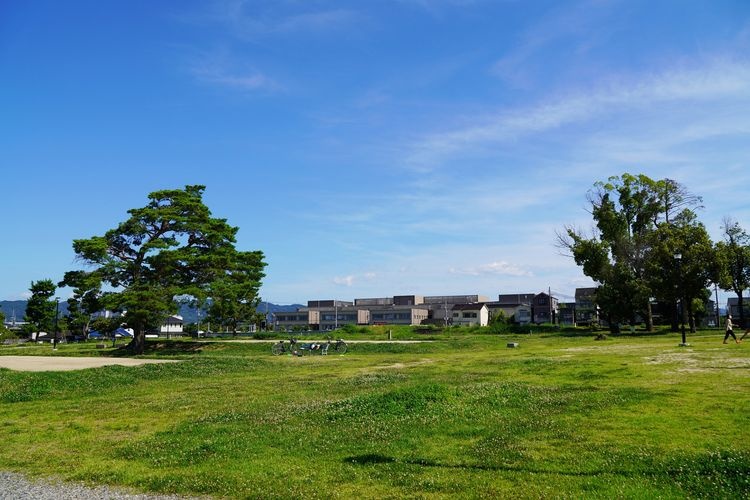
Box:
[548, 286, 553, 324]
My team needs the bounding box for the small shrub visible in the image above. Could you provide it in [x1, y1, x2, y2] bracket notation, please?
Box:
[412, 325, 440, 334]
[340, 324, 358, 334]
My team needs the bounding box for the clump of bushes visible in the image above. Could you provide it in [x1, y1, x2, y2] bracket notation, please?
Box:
[412, 325, 442, 334]
[339, 324, 368, 334]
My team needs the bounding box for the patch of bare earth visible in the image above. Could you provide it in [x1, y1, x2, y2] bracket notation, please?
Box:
[562, 344, 653, 354]
[372, 359, 436, 370]
[644, 351, 750, 373]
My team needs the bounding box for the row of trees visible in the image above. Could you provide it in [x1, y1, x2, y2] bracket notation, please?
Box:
[21, 185, 267, 353]
[559, 173, 749, 333]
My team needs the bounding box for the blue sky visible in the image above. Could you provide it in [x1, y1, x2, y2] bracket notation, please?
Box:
[2, 0, 750, 305]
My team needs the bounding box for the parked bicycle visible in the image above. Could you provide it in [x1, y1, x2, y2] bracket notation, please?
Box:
[271, 336, 347, 356]
[298, 336, 348, 355]
[324, 336, 348, 354]
[271, 338, 299, 356]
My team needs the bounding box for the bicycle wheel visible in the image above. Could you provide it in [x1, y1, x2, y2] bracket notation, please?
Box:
[335, 341, 347, 354]
[271, 342, 284, 355]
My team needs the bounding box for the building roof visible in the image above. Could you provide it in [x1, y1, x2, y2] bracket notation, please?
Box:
[575, 287, 598, 298]
[497, 293, 535, 305]
[451, 303, 488, 311]
[485, 301, 530, 308]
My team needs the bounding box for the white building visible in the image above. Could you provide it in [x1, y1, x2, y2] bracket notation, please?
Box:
[160, 315, 184, 334]
[452, 303, 489, 327]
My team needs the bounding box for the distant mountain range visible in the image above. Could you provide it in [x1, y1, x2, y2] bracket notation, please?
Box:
[0, 300, 301, 324]
[177, 301, 303, 324]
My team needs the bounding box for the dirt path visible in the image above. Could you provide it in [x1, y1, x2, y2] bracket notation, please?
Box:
[0, 356, 179, 372]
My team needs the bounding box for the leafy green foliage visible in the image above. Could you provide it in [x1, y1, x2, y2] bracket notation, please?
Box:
[68, 185, 266, 353]
[715, 219, 750, 328]
[58, 270, 104, 338]
[23, 279, 57, 335]
[205, 250, 266, 335]
[562, 174, 711, 333]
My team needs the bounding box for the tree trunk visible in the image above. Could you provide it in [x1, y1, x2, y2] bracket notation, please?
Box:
[645, 301, 654, 332]
[127, 329, 146, 355]
[608, 314, 620, 334]
[688, 299, 696, 333]
[737, 292, 746, 330]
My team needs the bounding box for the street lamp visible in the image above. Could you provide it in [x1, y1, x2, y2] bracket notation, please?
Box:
[674, 253, 688, 346]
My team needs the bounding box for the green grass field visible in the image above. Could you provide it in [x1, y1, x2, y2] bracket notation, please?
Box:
[1, 329, 748, 498]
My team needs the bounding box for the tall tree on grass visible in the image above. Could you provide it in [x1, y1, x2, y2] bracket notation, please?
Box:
[559, 174, 704, 333]
[559, 174, 661, 332]
[24, 279, 57, 338]
[646, 211, 715, 333]
[58, 270, 104, 339]
[70, 185, 266, 354]
[715, 218, 750, 328]
[205, 251, 266, 335]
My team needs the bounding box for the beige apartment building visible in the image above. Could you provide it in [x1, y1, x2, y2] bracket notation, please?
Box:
[273, 294, 487, 331]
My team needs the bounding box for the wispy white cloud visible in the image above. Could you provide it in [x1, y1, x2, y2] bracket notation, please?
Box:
[194, 68, 275, 91]
[188, 49, 279, 91]
[333, 275, 355, 286]
[333, 272, 377, 287]
[491, 0, 619, 87]
[396, 0, 488, 15]
[406, 57, 750, 169]
[450, 261, 533, 277]
[207, 1, 362, 38]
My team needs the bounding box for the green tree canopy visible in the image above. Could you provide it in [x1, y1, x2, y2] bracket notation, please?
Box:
[561, 174, 661, 331]
[646, 210, 716, 333]
[59, 270, 104, 338]
[69, 185, 266, 353]
[205, 250, 266, 335]
[23, 279, 57, 336]
[715, 218, 750, 328]
[560, 174, 706, 333]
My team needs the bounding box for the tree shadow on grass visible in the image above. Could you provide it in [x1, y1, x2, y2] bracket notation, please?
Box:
[345, 449, 750, 497]
[343, 454, 631, 478]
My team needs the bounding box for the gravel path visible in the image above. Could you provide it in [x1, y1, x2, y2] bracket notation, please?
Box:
[0, 472, 195, 499]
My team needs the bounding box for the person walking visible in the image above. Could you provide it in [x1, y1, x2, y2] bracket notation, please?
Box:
[724, 315, 740, 344]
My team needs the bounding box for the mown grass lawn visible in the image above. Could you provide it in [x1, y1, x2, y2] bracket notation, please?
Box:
[1, 330, 748, 498]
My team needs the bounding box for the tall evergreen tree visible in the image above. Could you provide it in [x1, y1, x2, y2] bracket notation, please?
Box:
[24, 279, 57, 337]
[69, 185, 266, 354]
[59, 270, 105, 339]
[205, 250, 265, 335]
